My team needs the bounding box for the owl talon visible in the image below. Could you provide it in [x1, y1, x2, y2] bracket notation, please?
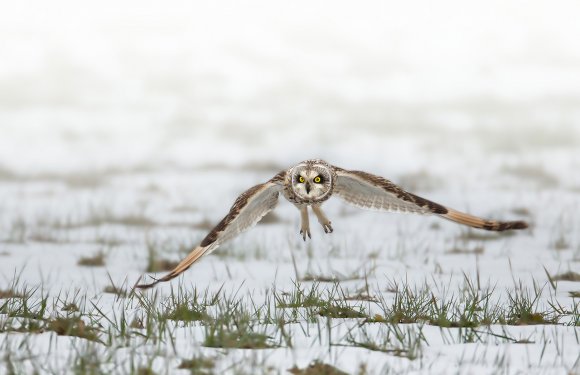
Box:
[323, 223, 333, 233]
[300, 229, 311, 241]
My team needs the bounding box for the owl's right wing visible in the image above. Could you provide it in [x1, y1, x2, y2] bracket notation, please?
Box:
[135, 172, 286, 289]
[333, 167, 527, 232]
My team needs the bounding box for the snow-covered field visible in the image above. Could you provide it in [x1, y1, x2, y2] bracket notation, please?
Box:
[1, 1, 580, 374]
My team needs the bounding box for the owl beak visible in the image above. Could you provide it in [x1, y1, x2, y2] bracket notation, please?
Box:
[305, 182, 311, 194]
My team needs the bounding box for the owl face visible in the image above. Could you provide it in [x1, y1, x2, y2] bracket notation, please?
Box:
[290, 161, 334, 202]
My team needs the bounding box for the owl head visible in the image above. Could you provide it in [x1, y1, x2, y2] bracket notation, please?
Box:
[290, 159, 335, 202]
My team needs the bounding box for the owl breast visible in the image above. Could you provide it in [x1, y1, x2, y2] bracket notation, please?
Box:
[282, 185, 334, 205]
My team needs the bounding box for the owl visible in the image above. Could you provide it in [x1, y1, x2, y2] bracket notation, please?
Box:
[135, 159, 527, 288]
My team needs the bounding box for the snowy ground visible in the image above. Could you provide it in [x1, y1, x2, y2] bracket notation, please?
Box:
[1, 1, 580, 374]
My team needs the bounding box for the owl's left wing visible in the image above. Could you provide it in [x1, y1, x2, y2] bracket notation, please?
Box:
[135, 174, 285, 289]
[333, 167, 527, 231]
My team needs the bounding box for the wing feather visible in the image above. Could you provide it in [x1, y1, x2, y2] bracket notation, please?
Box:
[334, 168, 527, 231]
[135, 179, 283, 289]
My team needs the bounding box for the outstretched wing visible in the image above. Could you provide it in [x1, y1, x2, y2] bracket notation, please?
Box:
[135, 177, 284, 289]
[333, 168, 528, 232]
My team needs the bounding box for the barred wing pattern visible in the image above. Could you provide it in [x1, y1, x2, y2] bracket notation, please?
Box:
[333, 168, 528, 231]
[135, 181, 283, 289]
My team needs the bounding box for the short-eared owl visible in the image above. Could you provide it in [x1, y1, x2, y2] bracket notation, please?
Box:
[135, 159, 527, 288]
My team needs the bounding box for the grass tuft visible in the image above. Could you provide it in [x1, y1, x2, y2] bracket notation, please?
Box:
[288, 361, 349, 375]
[177, 355, 216, 374]
[145, 240, 180, 273]
[0, 289, 23, 299]
[552, 271, 580, 282]
[103, 285, 128, 298]
[77, 251, 106, 267]
[48, 317, 101, 342]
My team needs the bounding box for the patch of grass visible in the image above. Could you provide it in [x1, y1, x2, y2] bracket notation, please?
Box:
[342, 324, 425, 360]
[288, 361, 349, 375]
[552, 271, 580, 282]
[505, 284, 555, 325]
[202, 288, 281, 349]
[276, 282, 325, 309]
[299, 265, 375, 283]
[0, 318, 44, 334]
[162, 288, 209, 323]
[429, 222, 441, 230]
[344, 292, 378, 303]
[0, 287, 48, 321]
[276, 282, 369, 320]
[569, 291, 580, 298]
[318, 305, 367, 319]
[47, 317, 101, 343]
[511, 207, 532, 217]
[377, 283, 432, 324]
[374, 278, 552, 328]
[177, 355, 216, 374]
[136, 368, 158, 375]
[66, 340, 107, 375]
[446, 246, 485, 255]
[0, 289, 23, 299]
[103, 285, 128, 298]
[457, 229, 515, 242]
[77, 251, 106, 267]
[165, 302, 208, 322]
[204, 308, 276, 349]
[62, 303, 80, 312]
[204, 328, 274, 349]
[551, 234, 570, 250]
[144, 240, 180, 273]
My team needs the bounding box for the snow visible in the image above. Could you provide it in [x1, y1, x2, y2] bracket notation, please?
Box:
[1, 0, 579, 373]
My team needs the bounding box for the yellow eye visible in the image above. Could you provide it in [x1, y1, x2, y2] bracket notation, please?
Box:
[299, 176, 305, 183]
[314, 176, 321, 183]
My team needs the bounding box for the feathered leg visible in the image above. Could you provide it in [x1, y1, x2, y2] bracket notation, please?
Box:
[298, 205, 311, 240]
[312, 204, 333, 233]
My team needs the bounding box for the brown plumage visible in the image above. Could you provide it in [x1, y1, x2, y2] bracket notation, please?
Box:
[441, 208, 527, 231]
[135, 159, 527, 289]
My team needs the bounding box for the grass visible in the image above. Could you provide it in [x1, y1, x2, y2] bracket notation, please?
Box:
[0, 290, 23, 299]
[203, 298, 278, 349]
[0, 271, 578, 373]
[77, 250, 106, 267]
[103, 285, 128, 297]
[144, 239, 181, 273]
[504, 283, 555, 325]
[275, 282, 369, 321]
[177, 355, 216, 374]
[552, 271, 580, 282]
[48, 316, 101, 342]
[369, 277, 566, 328]
[446, 245, 485, 255]
[551, 233, 570, 250]
[161, 287, 210, 323]
[457, 229, 516, 242]
[342, 323, 425, 360]
[288, 361, 349, 375]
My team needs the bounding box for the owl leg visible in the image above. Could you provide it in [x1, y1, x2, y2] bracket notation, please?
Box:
[312, 205, 333, 233]
[299, 206, 311, 241]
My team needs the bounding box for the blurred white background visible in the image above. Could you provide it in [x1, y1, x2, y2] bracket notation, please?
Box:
[1, 0, 579, 174]
[1, 5, 579, 373]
